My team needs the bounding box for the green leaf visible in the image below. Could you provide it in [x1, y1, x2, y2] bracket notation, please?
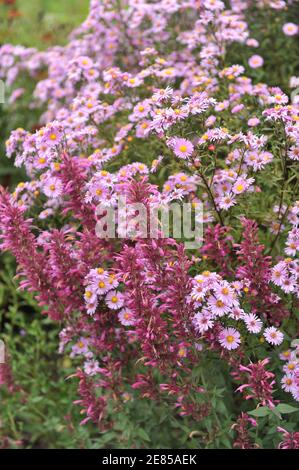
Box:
[248, 406, 271, 417]
[137, 428, 151, 442]
[276, 404, 299, 414]
[271, 408, 282, 420]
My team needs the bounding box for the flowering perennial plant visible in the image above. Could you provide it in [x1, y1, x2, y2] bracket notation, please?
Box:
[0, 0, 299, 449]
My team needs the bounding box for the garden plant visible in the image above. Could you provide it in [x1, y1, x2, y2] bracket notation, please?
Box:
[0, 0, 299, 450]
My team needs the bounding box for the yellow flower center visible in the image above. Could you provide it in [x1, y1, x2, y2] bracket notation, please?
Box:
[226, 335, 234, 343]
[178, 347, 186, 357]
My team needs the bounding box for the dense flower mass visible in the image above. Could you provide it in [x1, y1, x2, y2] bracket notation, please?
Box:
[0, 0, 298, 449]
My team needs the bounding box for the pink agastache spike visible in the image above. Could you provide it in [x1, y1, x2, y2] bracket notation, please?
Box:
[74, 369, 107, 427]
[43, 229, 86, 316]
[201, 224, 233, 276]
[58, 152, 96, 230]
[234, 358, 276, 408]
[277, 427, 299, 449]
[0, 188, 62, 320]
[235, 218, 289, 324]
[0, 359, 15, 393]
[232, 413, 257, 449]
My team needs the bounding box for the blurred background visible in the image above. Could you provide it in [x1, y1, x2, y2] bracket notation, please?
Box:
[0, 0, 89, 188]
[0, 0, 89, 48]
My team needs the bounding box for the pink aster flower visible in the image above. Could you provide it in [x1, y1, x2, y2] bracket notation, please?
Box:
[219, 327, 241, 350]
[42, 177, 62, 199]
[271, 263, 288, 286]
[218, 194, 236, 210]
[77, 56, 93, 69]
[215, 100, 229, 112]
[247, 117, 260, 127]
[264, 327, 284, 346]
[170, 137, 194, 159]
[192, 310, 214, 333]
[208, 296, 231, 317]
[105, 290, 124, 310]
[279, 350, 292, 361]
[205, 115, 216, 127]
[150, 155, 164, 173]
[282, 23, 298, 36]
[95, 277, 111, 295]
[281, 374, 295, 392]
[214, 283, 235, 306]
[280, 277, 295, 294]
[283, 360, 298, 375]
[246, 38, 259, 48]
[152, 86, 173, 104]
[232, 177, 250, 195]
[269, 92, 288, 105]
[118, 308, 136, 326]
[231, 104, 244, 114]
[71, 337, 90, 357]
[243, 313, 263, 333]
[84, 359, 100, 377]
[204, 0, 225, 11]
[288, 146, 299, 161]
[248, 55, 264, 68]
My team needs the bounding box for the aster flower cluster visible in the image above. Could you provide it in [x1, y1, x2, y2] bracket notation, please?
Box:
[279, 344, 299, 401]
[0, 0, 298, 448]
